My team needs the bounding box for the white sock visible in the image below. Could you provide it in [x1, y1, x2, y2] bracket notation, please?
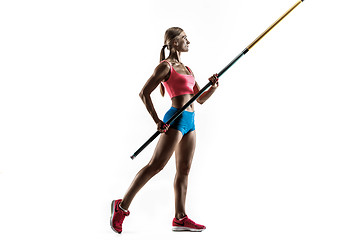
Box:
[177, 215, 187, 221]
[118, 203, 128, 213]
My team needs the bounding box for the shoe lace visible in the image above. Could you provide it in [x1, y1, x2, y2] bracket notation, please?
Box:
[184, 217, 197, 227]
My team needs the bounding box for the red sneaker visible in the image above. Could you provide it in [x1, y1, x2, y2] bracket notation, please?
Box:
[172, 215, 206, 232]
[110, 199, 130, 234]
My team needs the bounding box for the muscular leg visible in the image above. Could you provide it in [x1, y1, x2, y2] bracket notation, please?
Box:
[120, 128, 183, 210]
[174, 130, 196, 219]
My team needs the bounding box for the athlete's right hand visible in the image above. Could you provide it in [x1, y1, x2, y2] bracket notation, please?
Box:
[157, 121, 169, 133]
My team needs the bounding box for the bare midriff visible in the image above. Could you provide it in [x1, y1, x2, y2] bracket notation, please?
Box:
[171, 94, 195, 112]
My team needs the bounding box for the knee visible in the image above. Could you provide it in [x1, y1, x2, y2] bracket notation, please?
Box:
[146, 160, 167, 175]
[177, 165, 191, 176]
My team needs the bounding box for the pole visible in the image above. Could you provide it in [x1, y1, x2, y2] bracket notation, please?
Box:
[130, 0, 304, 160]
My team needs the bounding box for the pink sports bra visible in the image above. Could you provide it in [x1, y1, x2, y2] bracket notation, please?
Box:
[161, 60, 195, 98]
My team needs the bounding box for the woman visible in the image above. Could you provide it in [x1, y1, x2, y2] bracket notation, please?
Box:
[110, 27, 219, 233]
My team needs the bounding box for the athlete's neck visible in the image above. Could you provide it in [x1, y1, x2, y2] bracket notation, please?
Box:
[168, 49, 181, 64]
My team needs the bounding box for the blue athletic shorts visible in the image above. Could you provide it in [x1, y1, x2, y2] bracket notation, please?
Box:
[163, 107, 195, 135]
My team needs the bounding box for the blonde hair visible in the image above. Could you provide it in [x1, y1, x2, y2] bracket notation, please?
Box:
[159, 27, 184, 97]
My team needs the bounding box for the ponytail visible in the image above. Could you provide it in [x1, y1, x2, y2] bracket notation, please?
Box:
[160, 44, 167, 62]
[159, 45, 168, 97]
[160, 83, 165, 97]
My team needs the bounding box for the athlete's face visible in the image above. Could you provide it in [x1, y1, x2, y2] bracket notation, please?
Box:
[175, 32, 190, 52]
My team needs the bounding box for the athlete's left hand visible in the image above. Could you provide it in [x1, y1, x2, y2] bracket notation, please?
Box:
[209, 74, 219, 88]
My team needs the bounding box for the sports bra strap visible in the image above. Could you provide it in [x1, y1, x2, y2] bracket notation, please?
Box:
[185, 66, 193, 76]
[161, 59, 171, 66]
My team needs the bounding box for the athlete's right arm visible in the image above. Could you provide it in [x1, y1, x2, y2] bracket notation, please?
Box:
[139, 62, 170, 131]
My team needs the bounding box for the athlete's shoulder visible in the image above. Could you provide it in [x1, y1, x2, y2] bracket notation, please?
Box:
[159, 60, 171, 68]
[155, 60, 171, 75]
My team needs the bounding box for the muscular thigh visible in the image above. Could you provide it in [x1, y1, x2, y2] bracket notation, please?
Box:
[148, 128, 183, 169]
[175, 131, 196, 174]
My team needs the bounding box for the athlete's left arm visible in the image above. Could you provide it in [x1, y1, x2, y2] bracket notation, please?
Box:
[194, 74, 219, 104]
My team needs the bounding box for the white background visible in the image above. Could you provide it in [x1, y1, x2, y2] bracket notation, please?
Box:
[1, 0, 359, 239]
